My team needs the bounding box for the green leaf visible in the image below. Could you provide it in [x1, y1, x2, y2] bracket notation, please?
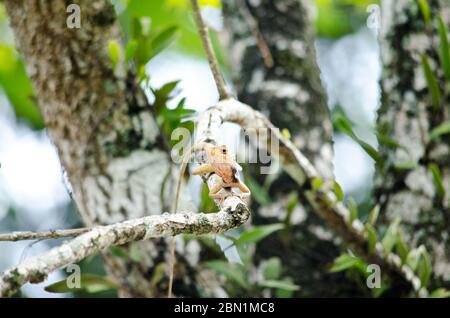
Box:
[430, 288, 450, 298]
[406, 249, 421, 271]
[45, 274, 117, 294]
[205, 261, 247, 288]
[127, 0, 205, 56]
[421, 54, 441, 111]
[348, 197, 358, 224]
[329, 254, 361, 273]
[428, 163, 446, 199]
[365, 224, 378, 254]
[0, 45, 43, 129]
[311, 177, 324, 191]
[235, 224, 284, 246]
[135, 38, 153, 67]
[157, 107, 195, 125]
[243, 175, 271, 206]
[152, 80, 180, 113]
[367, 204, 380, 226]
[437, 16, 450, 81]
[418, 0, 431, 25]
[396, 230, 409, 264]
[199, 183, 216, 213]
[381, 218, 400, 254]
[275, 281, 296, 298]
[377, 133, 403, 149]
[107, 39, 121, 68]
[284, 192, 298, 226]
[430, 121, 450, 140]
[129, 243, 142, 262]
[259, 280, 300, 291]
[417, 247, 432, 287]
[281, 128, 291, 139]
[358, 140, 381, 163]
[334, 114, 380, 163]
[334, 114, 357, 139]
[333, 181, 344, 201]
[150, 263, 167, 287]
[394, 160, 419, 171]
[156, 80, 179, 98]
[372, 282, 389, 298]
[125, 39, 138, 63]
[151, 25, 179, 58]
[261, 257, 282, 280]
[109, 246, 129, 259]
[131, 17, 143, 39]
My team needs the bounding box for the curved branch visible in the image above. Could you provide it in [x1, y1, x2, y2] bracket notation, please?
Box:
[0, 97, 424, 297]
[0, 201, 249, 298]
[198, 98, 425, 296]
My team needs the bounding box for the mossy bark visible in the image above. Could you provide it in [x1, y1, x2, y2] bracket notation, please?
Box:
[376, 0, 450, 289]
[223, 0, 367, 296]
[4, 0, 201, 297]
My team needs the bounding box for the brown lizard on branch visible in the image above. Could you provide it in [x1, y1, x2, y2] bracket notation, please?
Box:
[167, 142, 250, 297]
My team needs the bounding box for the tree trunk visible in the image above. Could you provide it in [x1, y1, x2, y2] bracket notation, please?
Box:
[5, 0, 201, 297]
[376, 0, 450, 289]
[223, 0, 364, 296]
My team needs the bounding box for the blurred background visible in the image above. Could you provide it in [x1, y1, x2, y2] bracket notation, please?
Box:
[0, 0, 379, 297]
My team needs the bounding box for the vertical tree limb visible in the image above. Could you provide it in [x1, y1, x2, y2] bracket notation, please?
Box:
[222, 0, 356, 296]
[4, 0, 198, 297]
[376, 0, 450, 289]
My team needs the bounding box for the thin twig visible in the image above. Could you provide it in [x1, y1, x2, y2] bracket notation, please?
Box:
[190, 0, 230, 100]
[0, 228, 90, 242]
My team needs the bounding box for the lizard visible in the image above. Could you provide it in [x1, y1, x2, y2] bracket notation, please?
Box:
[167, 141, 250, 297]
[191, 144, 250, 200]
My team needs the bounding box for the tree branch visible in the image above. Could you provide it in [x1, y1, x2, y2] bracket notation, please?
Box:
[198, 98, 425, 296]
[0, 201, 249, 298]
[190, 0, 230, 100]
[0, 97, 424, 297]
[0, 228, 90, 242]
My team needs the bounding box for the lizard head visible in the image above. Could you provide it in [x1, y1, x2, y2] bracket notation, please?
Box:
[210, 145, 241, 169]
[208, 145, 228, 157]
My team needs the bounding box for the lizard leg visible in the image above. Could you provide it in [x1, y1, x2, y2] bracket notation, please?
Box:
[236, 181, 251, 197]
[192, 164, 215, 176]
[223, 182, 251, 198]
[209, 182, 227, 200]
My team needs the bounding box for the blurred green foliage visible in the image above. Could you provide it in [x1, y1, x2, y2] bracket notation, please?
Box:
[0, 0, 375, 129]
[315, 0, 379, 38]
[0, 44, 43, 129]
[204, 223, 299, 297]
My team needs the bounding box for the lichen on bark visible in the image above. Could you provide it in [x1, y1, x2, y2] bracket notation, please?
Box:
[376, 0, 450, 288]
[222, 0, 368, 297]
[4, 0, 199, 297]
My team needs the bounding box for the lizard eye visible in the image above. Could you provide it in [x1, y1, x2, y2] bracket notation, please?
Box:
[222, 148, 227, 154]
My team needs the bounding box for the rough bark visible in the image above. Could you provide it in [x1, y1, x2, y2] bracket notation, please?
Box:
[222, 0, 360, 296]
[4, 0, 199, 297]
[0, 201, 250, 298]
[199, 98, 422, 295]
[376, 0, 450, 289]
[0, 94, 422, 296]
